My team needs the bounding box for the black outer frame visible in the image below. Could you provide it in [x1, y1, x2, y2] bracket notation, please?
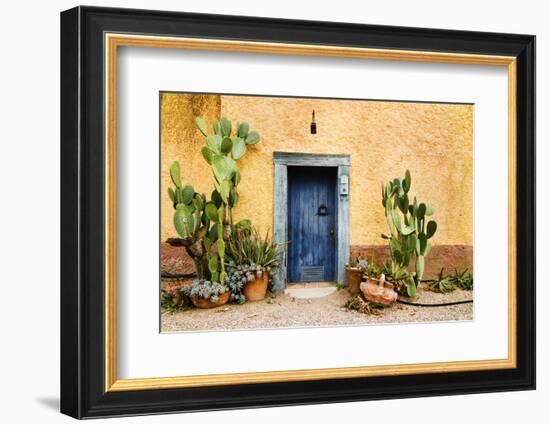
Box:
[60, 6, 536, 419]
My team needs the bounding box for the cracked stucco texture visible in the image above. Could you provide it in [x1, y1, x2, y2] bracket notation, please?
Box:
[160, 93, 473, 246]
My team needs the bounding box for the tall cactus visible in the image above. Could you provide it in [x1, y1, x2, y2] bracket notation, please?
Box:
[192, 116, 259, 284]
[381, 170, 437, 295]
[168, 116, 260, 285]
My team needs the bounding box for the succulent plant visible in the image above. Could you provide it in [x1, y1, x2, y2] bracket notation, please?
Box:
[382, 260, 416, 297]
[381, 170, 438, 291]
[225, 227, 281, 294]
[346, 256, 369, 270]
[452, 268, 474, 290]
[167, 116, 261, 288]
[225, 265, 246, 303]
[428, 268, 455, 293]
[181, 279, 227, 303]
[428, 268, 473, 293]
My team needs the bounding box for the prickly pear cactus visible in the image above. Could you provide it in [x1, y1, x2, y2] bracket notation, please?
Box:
[381, 170, 437, 292]
[166, 116, 262, 286]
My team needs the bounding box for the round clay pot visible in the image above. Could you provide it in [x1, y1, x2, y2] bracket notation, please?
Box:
[243, 274, 269, 301]
[360, 276, 398, 306]
[191, 291, 230, 309]
[345, 268, 363, 294]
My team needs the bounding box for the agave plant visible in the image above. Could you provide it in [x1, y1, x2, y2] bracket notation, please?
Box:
[381, 170, 437, 293]
[225, 228, 280, 271]
[451, 268, 474, 290]
[428, 268, 456, 293]
[428, 268, 474, 293]
[225, 227, 281, 297]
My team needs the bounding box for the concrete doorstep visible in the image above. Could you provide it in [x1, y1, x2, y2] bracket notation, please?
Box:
[284, 283, 338, 299]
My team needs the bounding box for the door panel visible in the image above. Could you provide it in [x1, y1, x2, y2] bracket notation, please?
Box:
[287, 166, 337, 282]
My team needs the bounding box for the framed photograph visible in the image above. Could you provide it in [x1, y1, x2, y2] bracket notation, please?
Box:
[60, 6, 535, 419]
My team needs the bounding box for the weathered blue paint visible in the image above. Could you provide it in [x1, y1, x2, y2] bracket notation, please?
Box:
[337, 164, 351, 284]
[272, 162, 287, 292]
[287, 166, 337, 282]
[273, 152, 350, 289]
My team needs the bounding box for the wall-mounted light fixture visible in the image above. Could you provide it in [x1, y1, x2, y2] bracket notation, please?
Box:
[310, 110, 317, 134]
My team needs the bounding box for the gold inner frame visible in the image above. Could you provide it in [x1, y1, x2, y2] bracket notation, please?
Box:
[104, 33, 517, 392]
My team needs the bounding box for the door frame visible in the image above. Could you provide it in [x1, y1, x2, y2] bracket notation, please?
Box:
[273, 152, 350, 290]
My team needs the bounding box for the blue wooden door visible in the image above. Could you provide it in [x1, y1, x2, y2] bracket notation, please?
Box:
[287, 166, 337, 282]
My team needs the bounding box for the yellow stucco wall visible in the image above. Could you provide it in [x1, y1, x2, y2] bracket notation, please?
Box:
[160, 93, 221, 241]
[160, 93, 473, 247]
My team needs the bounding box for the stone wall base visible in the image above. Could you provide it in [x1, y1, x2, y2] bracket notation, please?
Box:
[160, 242, 473, 281]
[350, 245, 473, 279]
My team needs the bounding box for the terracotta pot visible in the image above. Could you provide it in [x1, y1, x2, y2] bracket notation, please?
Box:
[191, 291, 230, 309]
[243, 274, 269, 301]
[161, 280, 193, 309]
[360, 274, 397, 306]
[345, 268, 363, 294]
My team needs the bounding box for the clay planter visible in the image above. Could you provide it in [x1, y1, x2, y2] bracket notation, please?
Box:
[345, 267, 363, 295]
[162, 280, 193, 309]
[360, 275, 397, 306]
[191, 291, 230, 309]
[243, 274, 269, 301]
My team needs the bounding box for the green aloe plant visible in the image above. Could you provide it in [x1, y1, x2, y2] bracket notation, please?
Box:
[381, 170, 438, 295]
[428, 268, 473, 292]
[428, 268, 455, 293]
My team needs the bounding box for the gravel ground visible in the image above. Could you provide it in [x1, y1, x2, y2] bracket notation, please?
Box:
[161, 283, 473, 332]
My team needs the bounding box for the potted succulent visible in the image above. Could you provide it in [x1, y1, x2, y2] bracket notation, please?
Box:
[226, 228, 280, 302]
[345, 256, 369, 294]
[181, 279, 230, 308]
[161, 279, 193, 311]
[365, 260, 412, 296]
[360, 274, 398, 306]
